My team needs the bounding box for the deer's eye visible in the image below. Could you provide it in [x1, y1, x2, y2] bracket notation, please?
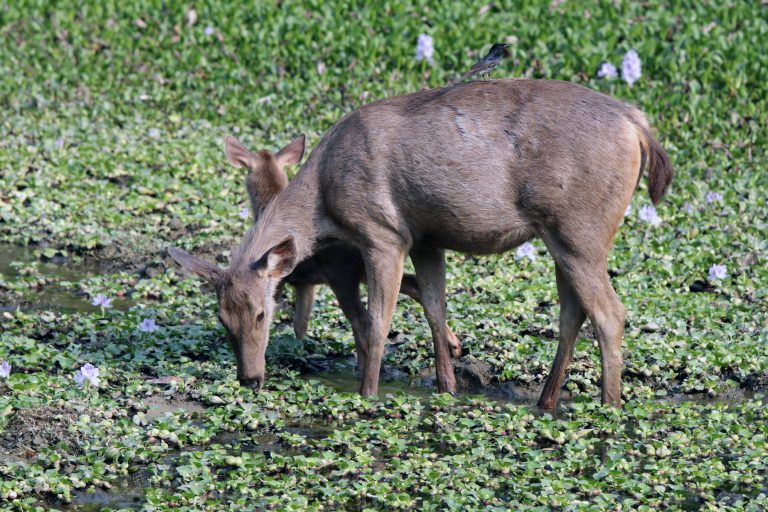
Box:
[256, 311, 265, 322]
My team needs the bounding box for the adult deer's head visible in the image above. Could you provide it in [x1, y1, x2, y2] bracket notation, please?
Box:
[169, 135, 304, 390]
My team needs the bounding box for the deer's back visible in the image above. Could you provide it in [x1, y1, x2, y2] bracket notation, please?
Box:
[315, 79, 644, 254]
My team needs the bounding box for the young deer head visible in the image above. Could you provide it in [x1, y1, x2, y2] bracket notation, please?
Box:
[225, 134, 304, 218]
[169, 135, 305, 390]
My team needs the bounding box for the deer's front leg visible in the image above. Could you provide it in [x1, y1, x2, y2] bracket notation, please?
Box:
[324, 266, 370, 377]
[360, 245, 406, 397]
[292, 283, 316, 339]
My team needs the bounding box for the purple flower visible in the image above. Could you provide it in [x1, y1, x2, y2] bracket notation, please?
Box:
[0, 361, 10, 379]
[239, 207, 250, 219]
[639, 204, 661, 226]
[621, 49, 642, 86]
[706, 191, 723, 204]
[415, 34, 435, 64]
[204, 26, 215, 37]
[91, 294, 113, 308]
[138, 318, 159, 333]
[55, 138, 65, 149]
[684, 202, 695, 214]
[624, 204, 632, 217]
[74, 363, 100, 387]
[148, 128, 161, 139]
[597, 62, 618, 79]
[515, 241, 536, 261]
[708, 264, 727, 281]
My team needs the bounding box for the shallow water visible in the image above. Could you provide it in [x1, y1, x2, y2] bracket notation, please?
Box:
[142, 394, 206, 421]
[0, 244, 133, 313]
[53, 482, 146, 511]
[302, 357, 548, 411]
[303, 358, 436, 400]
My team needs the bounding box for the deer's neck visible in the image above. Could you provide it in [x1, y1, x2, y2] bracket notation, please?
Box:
[232, 169, 321, 269]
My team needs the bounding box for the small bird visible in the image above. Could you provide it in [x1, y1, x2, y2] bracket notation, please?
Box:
[458, 43, 510, 82]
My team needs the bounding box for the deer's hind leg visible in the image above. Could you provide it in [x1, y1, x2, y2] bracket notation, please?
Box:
[410, 247, 457, 394]
[540, 233, 626, 407]
[538, 263, 587, 409]
[400, 273, 462, 359]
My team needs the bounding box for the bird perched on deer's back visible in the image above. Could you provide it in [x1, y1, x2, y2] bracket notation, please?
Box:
[457, 43, 510, 82]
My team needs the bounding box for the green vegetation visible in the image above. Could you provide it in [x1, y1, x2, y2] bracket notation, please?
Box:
[1, 0, 766, 510]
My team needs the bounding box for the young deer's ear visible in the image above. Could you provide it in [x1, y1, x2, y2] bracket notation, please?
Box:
[168, 247, 222, 282]
[250, 237, 297, 279]
[224, 135, 258, 169]
[275, 134, 305, 169]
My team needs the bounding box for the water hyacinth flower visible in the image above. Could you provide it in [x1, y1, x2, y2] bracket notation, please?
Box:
[708, 264, 727, 281]
[239, 207, 250, 219]
[706, 191, 723, 204]
[0, 361, 10, 379]
[515, 241, 536, 261]
[415, 34, 435, 64]
[74, 363, 100, 387]
[91, 294, 113, 308]
[638, 204, 661, 226]
[621, 49, 642, 86]
[138, 318, 159, 333]
[597, 62, 618, 79]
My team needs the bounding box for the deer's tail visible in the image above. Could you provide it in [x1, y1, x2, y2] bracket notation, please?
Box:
[628, 111, 673, 205]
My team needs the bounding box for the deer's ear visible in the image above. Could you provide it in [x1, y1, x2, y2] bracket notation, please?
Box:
[275, 134, 305, 168]
[168, 247, 222, 282]
[224, 135, 259, 169]
[250, 237, 297, 279]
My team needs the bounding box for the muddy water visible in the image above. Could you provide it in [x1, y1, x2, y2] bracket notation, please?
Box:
[303, 358, 547, 410]
[54, 481, 146, 511]
[0, 244, 133, 313]
[142, 394, 206, 421]
[304, 358, 436, 400]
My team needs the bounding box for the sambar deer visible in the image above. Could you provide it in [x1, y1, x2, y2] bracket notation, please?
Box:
[171, 79, 672, 408]
[187, 135, 460, 351]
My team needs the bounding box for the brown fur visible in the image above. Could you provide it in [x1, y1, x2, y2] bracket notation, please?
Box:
[172, 79, 672, 406]
[225, 135, 461, 351]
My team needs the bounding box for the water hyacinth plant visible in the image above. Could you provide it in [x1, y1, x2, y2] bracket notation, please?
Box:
[597, 62, 618, 79]
[638, 204, 661, 226]
[74, 363, 101, 387]
[415, 34, 435, 64]
[515, 241, 536, 261]
[0, 360, 10, 379]
[621, 49, 642, 86]
[138, 318, 159, 333]
[708, 264, 727, 281]
[706, 191, 723, 204]
[91, 294, 112, 308]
